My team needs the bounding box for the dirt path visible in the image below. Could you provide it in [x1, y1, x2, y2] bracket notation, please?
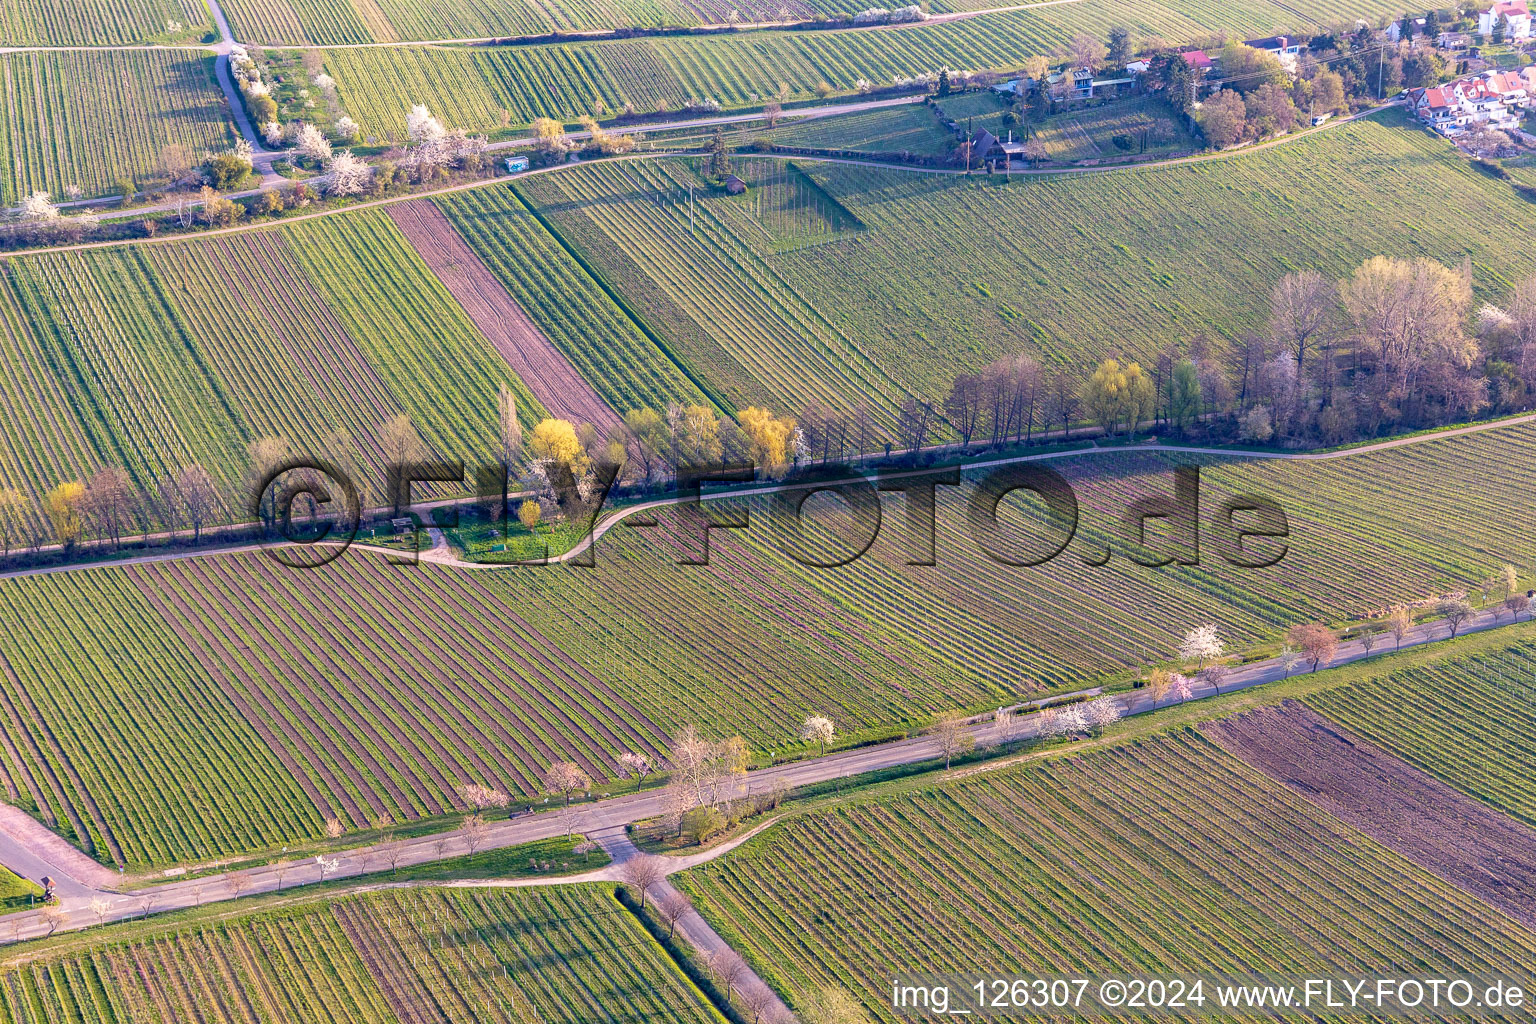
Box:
[384, 199, 624, 433]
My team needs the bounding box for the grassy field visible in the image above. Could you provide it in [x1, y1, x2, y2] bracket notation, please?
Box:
[765, 103, 954, 157]
[513, 157, 908, 430]
[319, 0, 1411, 134]
[0, 0, 210, 45]
[6, 417, 1536, 865]
[0, 52, 234, 204]
[1029, 94, 1195, 162]
[1307, 640, 1536, 828]
[0, 885, 725, 1024]
[677, 730, 1536, 1022]
[0, 211, 546, 525]
[510, 115, 1536, 429]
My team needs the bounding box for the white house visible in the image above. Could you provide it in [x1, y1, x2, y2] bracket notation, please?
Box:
[1243, 35, 1302, 72]
[1409, 68, 1533, 136]
[1385, 17, 1425, 41]
[1478, 0, 1532, 39]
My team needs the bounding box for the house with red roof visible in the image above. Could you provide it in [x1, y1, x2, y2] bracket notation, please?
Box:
[1179, 50, 1215, 70]
[1478, 0, 1532, 39]
[1408, 68, 1531, 136]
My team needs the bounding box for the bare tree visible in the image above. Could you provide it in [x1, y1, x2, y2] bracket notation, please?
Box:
[272, 859, 293, 892]
[174, 464, 218, 541]
[0, 487, 30, 556]
[462, 813, 489, 856]
[927, 711, 975, 770]
[619, 854, 667, 909]
[382, 840, 407, 876]
[39, 905, 63, 937]
[1357, 624, 1379, 656]
[896, 399, 934, 455]
[943, 374, 984, 450]
[1507, 593, 1531, 622]
[1269, 270, 1335, 382]
[228, 870, 253, 900]
[743, 983, 779, 1024]
[656, 888, 691, 938]
[1387, 605, 1412, 650]
[1436, 598, 1472, 638]
[493, 385, 522, 522]
[379, 414, 425, 515]
[85, 466, 135, 548]
[707, 949, 751, 1002]
[88, 897, 112, 928]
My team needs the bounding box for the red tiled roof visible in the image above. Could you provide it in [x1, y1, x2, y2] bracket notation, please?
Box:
[1180, 49, 1214, 68]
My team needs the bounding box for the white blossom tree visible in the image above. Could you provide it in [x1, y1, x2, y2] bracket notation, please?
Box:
[1054, 704, 1089, 737]
[16, 191, 59, 221]
[1084, 696, 1122, 735]
[1178, 623, 1224, 671]
[325, 150, 372, 195]
[334, 115, 360, 141]
[406, 104, 446, 145]
[295, 122, 333, 163]
[800, 715, 835, 755]
[261, 121, 284, 147]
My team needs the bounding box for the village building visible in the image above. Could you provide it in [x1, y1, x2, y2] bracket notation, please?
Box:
[1478, 0, 1532, 40]
[1243, 35, 1303, 72]
[1408, 68, 1535, 137]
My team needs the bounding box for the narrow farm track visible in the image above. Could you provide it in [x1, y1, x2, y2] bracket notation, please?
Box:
[384, 199, 623, 433]
[0, 593, 1523, 941]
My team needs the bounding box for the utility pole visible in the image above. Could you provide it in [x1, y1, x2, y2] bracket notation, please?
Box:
[688, 182, 694, 232]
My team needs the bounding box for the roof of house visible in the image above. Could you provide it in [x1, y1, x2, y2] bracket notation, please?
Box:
[970, 129, 998, 155]
[1490, 0, 1529, 16]
[1243, 35, 1296, 51]
[1180, 49, 1215, 68]
[723, 174, 746, 193]
[1421, 86, 1451, 109]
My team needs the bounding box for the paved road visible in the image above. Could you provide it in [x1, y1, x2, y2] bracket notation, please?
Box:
[7, 409, 1533, 583]
[23, 96, 1404, 249]
[595, 827, 792, 1020]
[0, 592, 1517, 941]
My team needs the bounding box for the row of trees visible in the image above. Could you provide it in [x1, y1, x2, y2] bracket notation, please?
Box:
[935, 259, 1536, 452]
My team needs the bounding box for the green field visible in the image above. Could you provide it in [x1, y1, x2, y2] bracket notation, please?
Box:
[1030, 95, 1196, 162]
[512, 157, 909, 430]
[0, 0, 209, 45]
[1307, 640, 1536, 827]
[0, 52, 233, 204]
[766, 103, 954, 157]
[677, 730, 1536, 1022]
[0, 885, 724, 1024]
[7, 418, 1536, 866]
[0, 210, 545, 527]
[319, 0, 1411, 134]
[510, 115, 1536, 428]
